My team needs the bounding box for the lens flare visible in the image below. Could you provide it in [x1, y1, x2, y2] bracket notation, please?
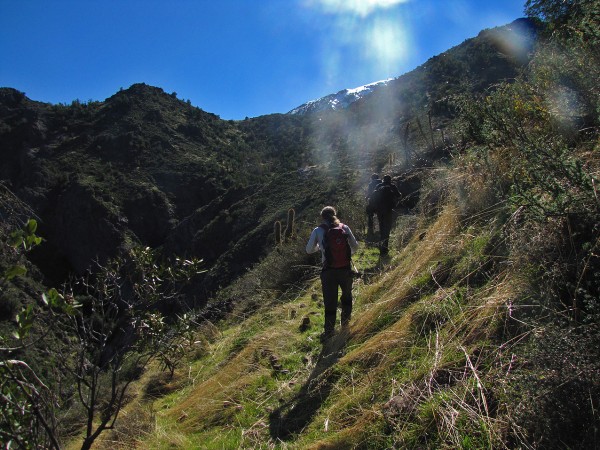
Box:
[488, 19, 536, 65]
[304, 0, 411, 88]
[307, 0, 411, 17]
[364, 17, 410, 74]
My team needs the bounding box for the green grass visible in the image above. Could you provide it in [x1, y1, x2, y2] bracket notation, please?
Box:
[99, 186, 592, 449]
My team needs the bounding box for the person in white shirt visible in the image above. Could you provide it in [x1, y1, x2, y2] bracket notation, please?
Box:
[306, 206, 359, 340]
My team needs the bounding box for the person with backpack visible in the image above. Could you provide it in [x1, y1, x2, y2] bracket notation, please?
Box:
[365, 173, 381, 235]
[371, 175, 401, 256]
[306, 206, 359, 340]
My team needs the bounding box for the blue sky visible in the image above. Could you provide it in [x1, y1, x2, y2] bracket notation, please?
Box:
[0, 0, 526, 120]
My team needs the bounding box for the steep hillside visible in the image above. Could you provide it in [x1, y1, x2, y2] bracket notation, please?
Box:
[100, 205, 521, 449]
[289, 18, 537, 119]
[5, 7, 599, 448]
[0, 86, 318, 295]
[96, 147, 600, 448]
[86, 7, 599, 450]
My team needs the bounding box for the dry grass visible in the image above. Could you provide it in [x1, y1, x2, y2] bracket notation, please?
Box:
[122, 189, 537, 449]
[288, 199, 531, 448]
[351, 205, 462, 342]
[168, 333, 281, 431]
[305, 409, 385, 450]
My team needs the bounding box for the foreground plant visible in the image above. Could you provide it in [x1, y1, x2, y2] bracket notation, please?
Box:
[1, 210, 204, 449]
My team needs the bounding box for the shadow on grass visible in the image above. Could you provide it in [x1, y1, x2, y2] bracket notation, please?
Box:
[269, 329, 349, 441]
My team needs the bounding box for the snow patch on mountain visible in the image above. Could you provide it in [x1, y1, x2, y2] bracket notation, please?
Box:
[288, 78, 393, 116]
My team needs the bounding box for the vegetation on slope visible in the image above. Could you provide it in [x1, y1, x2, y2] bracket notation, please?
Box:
[0, 16, 534, 290]
[83, 2, 600, 448]
[2, 0, 599, 447]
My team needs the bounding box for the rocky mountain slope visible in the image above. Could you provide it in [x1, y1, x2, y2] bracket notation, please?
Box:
[288, 18, 536, 117]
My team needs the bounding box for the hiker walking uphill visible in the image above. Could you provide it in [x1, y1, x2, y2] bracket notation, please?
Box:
[369, 175, 401, 256]
[366, 173, 381, 235]
[306, 206, 359, 341]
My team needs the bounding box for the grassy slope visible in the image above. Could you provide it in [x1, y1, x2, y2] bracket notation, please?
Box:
[56, 13, 600, 449]
[93, 192, 529, 449]
[92, 21, 600, 441]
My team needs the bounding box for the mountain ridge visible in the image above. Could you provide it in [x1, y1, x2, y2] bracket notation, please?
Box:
[288, 78, 394, 115]
[286, 17, 536, 117]
[0, 17, 539, 301]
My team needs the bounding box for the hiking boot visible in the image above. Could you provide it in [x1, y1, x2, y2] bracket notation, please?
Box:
[320, 331, 333, 343]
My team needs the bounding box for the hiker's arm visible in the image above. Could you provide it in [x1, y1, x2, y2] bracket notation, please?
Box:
[346, 227, 359, 255]
[393, 186, 401, 205]
[306, 228, 320, 254]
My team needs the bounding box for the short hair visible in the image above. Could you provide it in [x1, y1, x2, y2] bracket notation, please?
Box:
[383, 175, 392, 183]
[371, 173, 379, 180]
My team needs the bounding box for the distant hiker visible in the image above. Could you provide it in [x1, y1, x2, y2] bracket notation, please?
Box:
[306, 206, 359, 340]
[370, 175, 401, 256]
[365, 173, 381, 235]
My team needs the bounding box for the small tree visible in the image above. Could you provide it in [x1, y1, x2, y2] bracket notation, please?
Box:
[0, 216, 67, 449]
[0, 204, 203, 448]
[48, 247, 203, 450]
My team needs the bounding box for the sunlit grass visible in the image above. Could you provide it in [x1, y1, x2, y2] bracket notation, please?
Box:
[107, 195, 533, 449]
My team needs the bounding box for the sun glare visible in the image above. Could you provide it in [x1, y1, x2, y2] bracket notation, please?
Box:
[304, 0, 411, 88]
[365, 17, 409, 74]
[308, 0, 411, 17]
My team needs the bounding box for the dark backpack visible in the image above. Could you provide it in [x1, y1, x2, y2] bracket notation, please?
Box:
[369, 183, 397, 212]
[320, 223, 352, 269]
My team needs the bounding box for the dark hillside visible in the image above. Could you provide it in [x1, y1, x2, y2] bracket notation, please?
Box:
[0, 85, 312, 286]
